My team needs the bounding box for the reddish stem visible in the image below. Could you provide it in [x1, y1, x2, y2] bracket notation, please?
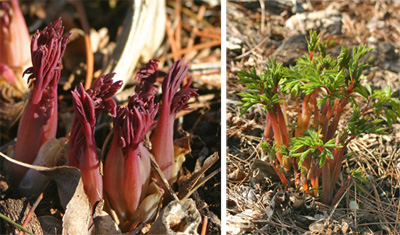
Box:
[331, 175, 352, 205]
[271, 159, 288, 186]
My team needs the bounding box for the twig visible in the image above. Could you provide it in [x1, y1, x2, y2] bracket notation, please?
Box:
[180, 168, 220, 200]
[259, 0, 265, 32]
[0, 213, 35, 235]
[69, 0, 94, 90]
[165, 15, 179, 61]
[18, 193, 43, 235]
[159, 40, 221, 62]
[327, 180, 353, 221]
[234, 36, 269, 60]
[185, 4, 206, 60]
[394, 188, 400, 231]
[174, 0, 182, 51]
[195, 30, 221, 40]
[149, 153, 179, 201]
[200, 215, 208, 235]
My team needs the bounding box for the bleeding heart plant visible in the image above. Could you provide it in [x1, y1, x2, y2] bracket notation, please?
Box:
[238, 31, 400, 205]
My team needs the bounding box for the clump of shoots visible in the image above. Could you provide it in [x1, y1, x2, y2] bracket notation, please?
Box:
[104, 92, 158, 223]
[150, 59, 198, 183]
[69, 73, 122, 208]
[12, 18, 70, 185]
[239, 30, 400, 205]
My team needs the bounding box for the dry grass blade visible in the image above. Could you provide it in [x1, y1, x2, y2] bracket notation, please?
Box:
[178, 152, 220, 200]
[149, 153, 179, 202]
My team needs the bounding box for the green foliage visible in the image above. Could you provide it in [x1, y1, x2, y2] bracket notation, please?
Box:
[237, 31, 400, 202]
[261, 141, 277, 162]
[345, 106, 387, 137]
[237, 60, 284, 114]
[287, 129, 342, 168]
[307, 30, 320, 53]
[370, 86, 400, 128]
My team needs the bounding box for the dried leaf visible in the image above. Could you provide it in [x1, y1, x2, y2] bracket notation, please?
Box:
[131, 182, 163, 224]
[93, 200, 121, 235]
[147, 198, 201, 235]
[18, 137, 68, 198]
[0, 152, 91, 235]
[178, 152, 219, 200]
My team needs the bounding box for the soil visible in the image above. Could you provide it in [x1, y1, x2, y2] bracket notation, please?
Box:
[227, 0, 400, 234]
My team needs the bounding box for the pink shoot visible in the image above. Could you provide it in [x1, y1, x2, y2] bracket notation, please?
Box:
[135, 58, 159, 97]
[0, 0, 31, 76]
[104, 93, 158, 222]
[12, 18, 70, 185]
[69, 73, 122, 207]
[150, 59, 198, 182]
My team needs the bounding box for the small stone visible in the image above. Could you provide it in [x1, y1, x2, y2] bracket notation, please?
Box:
[349, 200, 359, 210]
[309, 219, 326, 231]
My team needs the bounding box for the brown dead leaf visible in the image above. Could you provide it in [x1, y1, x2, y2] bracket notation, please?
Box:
[178, 152, 219, 200]
[227, 167, 246, 181]
[147, 198, 201, 235]
[93, 200, 121, 235]
[0, 152, 91, 235]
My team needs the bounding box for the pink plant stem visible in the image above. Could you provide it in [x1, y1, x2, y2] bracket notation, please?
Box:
[326, 99, 347, 140]
[321, 158, 333, 204]
[331, 175, 352, 205]
[123, 148, 142, 220]
[310, 163, 319, 197]
[267, 111, 284, 166]
[263, 115, 273, 140]
[104, 138, 127, 220]
[275, 103, 289, 146]
[13, 99, 57, 184]
[40, 91, 58, 145]
[78, 139, 103, 207]
[271, 159, 288, 186]
[329, 136, 355, 198]
[151, 107, 175, 181]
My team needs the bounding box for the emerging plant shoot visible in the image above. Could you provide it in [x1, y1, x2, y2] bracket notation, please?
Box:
[12, 18, 70, 185]
[239, 31, 400, 205]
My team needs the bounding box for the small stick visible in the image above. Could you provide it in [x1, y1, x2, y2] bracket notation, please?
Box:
[195, 30, 221, 40]
[174, 0, 182, 51]
[149, 154, 179, 201]
[159, 40, 221, 62]
[259, 0, 265, 32]
[0, 213, 35, 235]
[185, 4, 206, 60]
[70, 0, 94, 90]
[165, 16, 179, 61]
[200, 215, 208, 235]
[18, 193, 43, 235]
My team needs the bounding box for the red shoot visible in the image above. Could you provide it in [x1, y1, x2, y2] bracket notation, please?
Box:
[104, 93, 158, 222]
[12, 18, 70, 185]
[150, 59, 198, 182]
[69, 73, 122, 207]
